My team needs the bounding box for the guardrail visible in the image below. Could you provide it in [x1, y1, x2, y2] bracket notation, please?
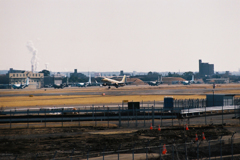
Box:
[1, 105, 239, 115]
[0, 105, 239, 129]
[180, 105, 240, 114]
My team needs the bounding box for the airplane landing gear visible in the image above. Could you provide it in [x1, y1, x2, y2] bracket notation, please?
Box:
[108, 86, 111, 89]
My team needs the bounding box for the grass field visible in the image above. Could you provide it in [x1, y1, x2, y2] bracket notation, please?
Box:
[1, 84, 239, 108]
[0, 94, 206, 107]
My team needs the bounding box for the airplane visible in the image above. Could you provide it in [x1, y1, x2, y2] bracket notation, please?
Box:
[182, 75, 195, 85]
[91, 80, 102, 86]
[182, 80, 190, 85]
[146, 76, 163, 86]
[102, 75, 126, 89]
[53, 83, 65, 89]
[77, 73, 92, 87]
[77, 82, 87, 87]
[172, 81, 180, 84]
[190, 75, 196, 84]
[12, 77, 29, 89]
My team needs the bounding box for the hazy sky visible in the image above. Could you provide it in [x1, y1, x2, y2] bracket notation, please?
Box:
[0, 0, 239, 73]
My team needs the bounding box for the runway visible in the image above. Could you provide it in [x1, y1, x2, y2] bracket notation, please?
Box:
[1, 84, 240, 97]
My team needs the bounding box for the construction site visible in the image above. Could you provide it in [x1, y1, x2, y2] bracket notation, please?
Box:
[0, 123, 240, 159]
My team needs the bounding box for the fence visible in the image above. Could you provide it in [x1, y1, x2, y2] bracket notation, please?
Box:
[173, 98, 206, 108]
[1, 101, 240, 160]
[1, 134, 240, 160]
[0, 105, 240, 129]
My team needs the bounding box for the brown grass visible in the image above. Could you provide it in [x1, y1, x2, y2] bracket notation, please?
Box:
[0, 94, 206, 107]
[1, 84, 239, 107]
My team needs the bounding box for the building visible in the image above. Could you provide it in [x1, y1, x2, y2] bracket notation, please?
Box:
[199, 59, 214, 77]
[8, 71, 44, 89]
[206, 94, 235, 107]
[44, 76, 54, 87]
[8, 68, 25, 74]
[70, 69, 86, 78]
[7, 68, 44, 89]
[120, 70, 124, 76]
[53, 73, 65, 84]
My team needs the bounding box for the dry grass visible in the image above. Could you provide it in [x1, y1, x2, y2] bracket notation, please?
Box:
[1, 84, 239, 108]
[0, 94, 206, 108]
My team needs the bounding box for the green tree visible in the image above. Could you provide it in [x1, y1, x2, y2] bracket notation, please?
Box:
[182, 71, 194, 80]
[39, 70, 50, 76]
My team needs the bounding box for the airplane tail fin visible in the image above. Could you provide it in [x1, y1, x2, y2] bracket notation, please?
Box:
[26, 77, 29, 86]
[120, 75, 126, 84]
[88, 73, 91, 84]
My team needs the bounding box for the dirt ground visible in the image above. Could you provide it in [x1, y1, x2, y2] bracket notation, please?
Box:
[0, 124, 240, 160]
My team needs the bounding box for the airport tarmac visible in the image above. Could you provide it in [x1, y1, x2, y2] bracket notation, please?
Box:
[1, 84, 240, 108]
[1, 84, 240, 97]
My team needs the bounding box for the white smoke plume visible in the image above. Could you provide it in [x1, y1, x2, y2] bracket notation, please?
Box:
[26, 41, 39, 72]
[45, 63, 49, 70]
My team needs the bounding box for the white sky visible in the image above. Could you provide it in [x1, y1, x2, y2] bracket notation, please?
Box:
[0, 0, 239, 73]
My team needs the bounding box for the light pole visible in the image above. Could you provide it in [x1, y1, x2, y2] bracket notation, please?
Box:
[212, 90, 214, 107]
[212, 83, 215, 106]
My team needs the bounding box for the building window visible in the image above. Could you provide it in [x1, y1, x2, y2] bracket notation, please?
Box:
[16, 74, 18, 77]
[13, 74, 15, 77]
[23, 74, 25, 76]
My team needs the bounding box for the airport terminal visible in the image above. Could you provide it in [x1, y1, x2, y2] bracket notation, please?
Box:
[0, 59, 239, 90]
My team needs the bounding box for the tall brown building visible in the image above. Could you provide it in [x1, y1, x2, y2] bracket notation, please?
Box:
[199, 59, 214, 77]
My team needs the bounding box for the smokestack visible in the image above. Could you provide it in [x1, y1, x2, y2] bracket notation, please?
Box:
[31, 65, 34, 72]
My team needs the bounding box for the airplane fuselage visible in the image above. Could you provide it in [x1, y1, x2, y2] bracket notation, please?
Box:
[101, 76, 126, 88]
[53, 84, 64, 89]
[12, 84, 25, 89]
